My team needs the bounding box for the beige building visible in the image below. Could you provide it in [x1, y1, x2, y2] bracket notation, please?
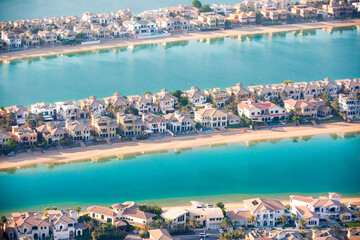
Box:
[148, 229, 174, 240]
[38, 30, 57, 44]
[226, 83, 251, 100]
[194, 107, 228, 128]
[117, 113, 143, 136]
[291, 5, 318, 19]
[36, 123, 66, 144]
[284, 98, 331, 118]
[103, 92, 131, 112]
[204, 88, 229, 107]
[79, 95, 106, 117]
[0, 129, 12, 146]
[65, 121, 92, 141]
[90, 116, 118, 139]
[10, 212, 51, 240]
[12, 126, 37, 146]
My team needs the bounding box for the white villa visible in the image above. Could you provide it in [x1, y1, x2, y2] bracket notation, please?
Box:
[47, 210, 84, 240]
[151, 89, 178, 114]
[194, 107, 228, 128]
[238, 100, 288, 122]
[161, 207, 188, 227]
[123, 20, 159, 35]
[128, 95, 158, 114]
[243, 198, 286, 227]
[187, 201, 224, 230]
[338, 94, 360, 119]
[163, 111, 194, 133]
[31, 102, 57, 121]
[182, 86, 207, 106]
[5, 105, 29, 125]
[142, 114, 167, 134]
[10, 212, 51, 240]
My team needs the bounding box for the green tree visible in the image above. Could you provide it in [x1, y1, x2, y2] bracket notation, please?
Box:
[170, 90, 182, 99]
[1, 216, 6, 224]
[248, 215, 257, 226]
[192, 0, 202, 8]
[78, 214, 92, 223]
[298, 218, 308, 230]
[195, 122, 203, 130]
[144, 91, 152, 95]
[187, 216, 200, 230]
[283, 80, 293, 85]
[200, 4, 212, 13]
[76, 33, 86, 39]
[255, 11, 264, 24]
[216, 202, 225, 210]
[221, 217, 233, 231]
[279, 215, 288, 229]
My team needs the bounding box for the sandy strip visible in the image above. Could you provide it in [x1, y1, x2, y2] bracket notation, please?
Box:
[162, 198, 360, 211]
[1, 19, 360, 62]
[0, 121, 359, 170]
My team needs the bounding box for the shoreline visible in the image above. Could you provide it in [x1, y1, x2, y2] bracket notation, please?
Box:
[1, 19, 360, 62]
[0, 121, 359, 170]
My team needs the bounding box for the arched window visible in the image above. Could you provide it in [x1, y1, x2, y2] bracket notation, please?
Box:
[101, 215, 104, 219]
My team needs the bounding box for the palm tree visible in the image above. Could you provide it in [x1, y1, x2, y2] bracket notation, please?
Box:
[331, 224, 339, 234]
[233, 219, 239, 229]
[144, 221, 151, 231]
[221, 217, 233, 231]
[298, 218, 308, 230]
[248, 215, 257, 226]
[279, 215, 288, 229]
[356, 209, 360, 226]
[236, 227, 245, 239]
[187, 216, 199, 231]
[166, 219, 173, 232]
[340, 215, 347, 224]
[155, 218, 163, 228]
[291, 213, 297, 224]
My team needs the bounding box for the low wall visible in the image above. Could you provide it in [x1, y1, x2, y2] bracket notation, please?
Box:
[81, 40, 101, 45]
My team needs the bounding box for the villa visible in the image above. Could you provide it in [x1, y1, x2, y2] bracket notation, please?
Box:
[283, 99, 331, 118]
[117, 113, 143, 136]
[226, 83, 251, 100]
[161, 207, 188, 228]
[210, 4, 234, 16]
[0, 129, 12, 146]
[12, 126, 37, 146]
[204, 88, 229, 107]
[238, 100, 288, 122]
[290, 193, 353, 227]
[348, 228, 360, 240]
[142, 114, 167, 134]
[90, 116, 118, 139]
[243, 198, 286, 227]
[194, 107, 228, 128]
[1, 31, 22, 48]
[128, 95, 158, 114]
[291, 5, 318, 19]
[312, 230, 343, 240]
[182, 86, 207, 106]
[10, 212, 51, 240]
[156, 16, 192, 32]
[79, 96, 106, 117]
[336, 78, 360, 94]
[338, 94, 360, 119]
[246, 230, 277, 240]
[163, 111, 194, 133]
[103, 92, 131, 111]
[47, 209, 84, 240]
[248, 85, 281, 101]
[36, 123, 66, 144]
[187, 201, 224, 230]
[165, 5, 199, 19]
[226, 208, 251, 227]
[56, 101, 83, 121]
[5, 105, 29, 125]
[123, 20, 159, 35]
[31, 102, 57, 121]
[151, 89, 178, 114]
[147, 229, 174, 240]
[37, 30, 57, 44]
[64, 121, 92, 141]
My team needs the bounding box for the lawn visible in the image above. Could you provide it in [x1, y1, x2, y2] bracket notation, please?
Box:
[343, 222, 360, 228]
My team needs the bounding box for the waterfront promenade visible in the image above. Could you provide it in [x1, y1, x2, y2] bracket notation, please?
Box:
[1, 19, 360, 62]
[0, 121, 359, 170]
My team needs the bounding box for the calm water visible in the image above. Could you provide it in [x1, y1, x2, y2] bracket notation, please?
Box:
[0, 0, 240, 21]
[1, 26, 360, 107]
[0, 133, 359, 215]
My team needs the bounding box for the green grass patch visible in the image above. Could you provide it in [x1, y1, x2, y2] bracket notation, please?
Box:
[343, 222, 360, 228]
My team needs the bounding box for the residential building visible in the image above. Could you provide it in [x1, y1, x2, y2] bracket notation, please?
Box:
[56, 101, 81, 121]
[338, 94, 360, 119]
[47, 210, 84, 240]
[322, 0, 354, 18]
[156, 16, 192, 32]
[226, 208, 251, 227]
[291, 5, 318, 19]
[79, 96, 106, 117]
[243, 198, 286, 227]
[0, 129, 12, 146]
[226, 83, 251, 100]
[90, 116, 118, 139]
[227, 113, 241, 125]
[11, 212, 50, 240]
[123, 20, 159, 35]
[204, 88, 229, 107]
[103, 92, 131, 112]
[117, 113, 143, 136]
[6, 105, 29, 125]
[128, 95, 158, 114]
[36, 124, 66, 144]
[312, 230, 343, 240]
[88, 201, 155, 228]
[187, 201, 224, 230]
[336, 78, 360, 94]
[198, 13, 226, 28]
[194, 107, 228, 128]
[163, 111, 194, 133]
[142, 114, 167, 134]
[139, 8, 170, 21]
[12, 126, 37, 146]
[182, 86, 207, 106]
[272, 230, 306, 240]
[161, 207, 188, 227]
[148, 229, 174, 240]
[165, 5, 200, 19]
[210, 4, 234, 16]
[348, 228, 360, 240]
[64, 121, 92, 141]
[1, 31, 22, 48]
[152, 89, 178, 114]
[248, 84, 281, 101]
[238, 100, 288, 122]
[106, 23, 128, 37]
[283, 99, 331, 118]
[38, 30, 57, 44]
[290, 193, 352, 227]
[31, 102, 57, 121]
[246, 230, 277, 240]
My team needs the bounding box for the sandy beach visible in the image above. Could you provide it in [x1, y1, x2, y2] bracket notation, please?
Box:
[0, 121, 359, 170]
[1, 19, 359, 62]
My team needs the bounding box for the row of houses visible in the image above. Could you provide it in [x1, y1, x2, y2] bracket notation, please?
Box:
[5, 209, 85, 240]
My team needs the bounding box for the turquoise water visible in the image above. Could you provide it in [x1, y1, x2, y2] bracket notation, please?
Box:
[0, 0, 240, 21]
[0, 133, 359, 215]
[1, 26, 360, 107]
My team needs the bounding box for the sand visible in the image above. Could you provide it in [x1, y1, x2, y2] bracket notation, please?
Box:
[1, 19, 360, 62]
[0, 121, 359, 170]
